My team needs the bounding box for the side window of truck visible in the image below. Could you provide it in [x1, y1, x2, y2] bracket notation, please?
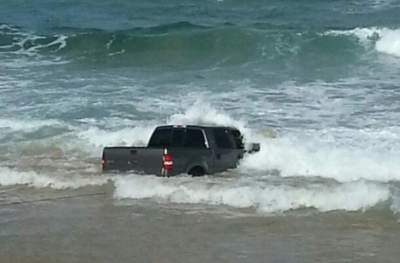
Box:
[230, 129, 244, 149]
[148, 128, 172, 148]
[213, 128, 234, 149]
[184, 128, 206, 149]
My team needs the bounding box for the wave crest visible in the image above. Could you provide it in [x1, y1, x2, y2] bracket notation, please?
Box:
[113, 175, 390, 213]
[0, 167, 108, 189]
[325, 27, 400, 57]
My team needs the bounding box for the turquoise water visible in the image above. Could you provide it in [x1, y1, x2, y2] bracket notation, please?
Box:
[1, 0, 400, 214]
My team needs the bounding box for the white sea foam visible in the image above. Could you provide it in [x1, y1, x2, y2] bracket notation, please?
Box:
[1, 57, 69, 68]
[390, 187, 400, 215]
[0, 24, 15, 30]
[165, 102, 400, 183]
[113, 175, 390, 213]
[240, 134, 400, 183]
[71, 103, 400, 183]
[0, 167, 108, 190]
[1, 27, 69, 67]
[1, 104, 398, 215]
[0, 118, 64, 132]
[1, 29, 68, 56]
[168, 100, 247, 130]
[325, 27, 400, 57]
[75, 101, 251, 154]
[77, 125, 155, 150]
[21, 34, 67, 55]
[168, 100, 256, 144]
[375, 29, 400, 57]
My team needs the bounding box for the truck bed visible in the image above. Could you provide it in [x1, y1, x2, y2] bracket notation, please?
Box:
[102, 146, 214, 176]
[102, 147, 164, 175]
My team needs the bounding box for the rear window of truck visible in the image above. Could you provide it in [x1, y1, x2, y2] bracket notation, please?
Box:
[148, 127, 206, 149]
[148, 128, 172, 148]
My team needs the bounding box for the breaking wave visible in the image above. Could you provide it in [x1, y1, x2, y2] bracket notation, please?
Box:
[0, 24, 67, 56]
[325, 27, 400, 57]
[4, 22, 399, 70]
[3, 102, 400, 184]
[113, 175, 391, 213]
[0, 167, 108, 190]
[2, 101, 400, 215]
[0, 118, 65, 132]
[240, 133, 400, 183]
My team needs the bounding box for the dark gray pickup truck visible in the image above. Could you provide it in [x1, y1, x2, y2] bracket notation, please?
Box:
[102, 125, 259, 176]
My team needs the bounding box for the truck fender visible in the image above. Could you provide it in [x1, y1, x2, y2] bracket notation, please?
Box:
[186, 162, 208, 176]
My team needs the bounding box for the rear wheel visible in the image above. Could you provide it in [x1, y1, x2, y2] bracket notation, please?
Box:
[188, 166, 205, 177]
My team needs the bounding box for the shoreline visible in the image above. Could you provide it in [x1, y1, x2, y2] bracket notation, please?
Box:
[1, 187, 399, 263]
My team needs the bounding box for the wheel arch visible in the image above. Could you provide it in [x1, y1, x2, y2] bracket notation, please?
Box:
[186, 163, 208, 176]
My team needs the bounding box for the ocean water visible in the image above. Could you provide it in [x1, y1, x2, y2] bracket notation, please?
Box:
[1, 0, 400, 223]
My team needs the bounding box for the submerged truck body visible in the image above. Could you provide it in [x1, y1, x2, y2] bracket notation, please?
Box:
[102, 125, 259, 176]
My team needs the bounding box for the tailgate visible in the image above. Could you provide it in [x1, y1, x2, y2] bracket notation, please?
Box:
[102, 147, 164, 175]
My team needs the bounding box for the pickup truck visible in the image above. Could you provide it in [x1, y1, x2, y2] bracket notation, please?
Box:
[102, 125, 260, 176]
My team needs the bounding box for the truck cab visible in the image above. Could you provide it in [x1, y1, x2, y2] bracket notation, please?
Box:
[102, 125, 258, 177]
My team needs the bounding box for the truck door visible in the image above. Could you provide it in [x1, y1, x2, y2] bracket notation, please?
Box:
[212, 128, 241, 172]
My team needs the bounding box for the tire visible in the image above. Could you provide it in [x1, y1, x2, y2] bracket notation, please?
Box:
[188, 166, 205, 177]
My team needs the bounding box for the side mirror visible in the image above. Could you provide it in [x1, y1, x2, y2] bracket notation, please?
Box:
[247, 143, 260, 153]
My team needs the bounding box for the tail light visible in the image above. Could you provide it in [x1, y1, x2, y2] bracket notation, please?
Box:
[101, 158, 105, 170]
[163, 149, 173, 172]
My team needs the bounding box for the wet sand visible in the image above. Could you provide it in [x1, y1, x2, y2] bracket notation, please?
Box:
[1, 186, 399, 263]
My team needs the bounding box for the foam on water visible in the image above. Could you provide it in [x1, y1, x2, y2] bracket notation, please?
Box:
[168, 100, 246, 129]
[0, 24, 68, 67]
[74, 101, 251, 155]
[325, 27, 400, 57]
[1, 94, 400, 216]
[113, 175, 390, 213]
[76, 125, 156, 155]
[0, 24, 67, 55]
[2, 102, 400, 185]
[391, 189, 400, 216]
[167, 103, 400, 184]
[0, 118, 64, 132]
[0, 167, 108, 190]
[376, 29, 400, 57]
[240, 133, 400, 183]
[153, 103, 400, 183]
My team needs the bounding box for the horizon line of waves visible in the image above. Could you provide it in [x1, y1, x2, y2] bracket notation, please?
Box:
[113, 175, 394, 214]
[4, 23, 394, 68]
[3, 22, 399, 58]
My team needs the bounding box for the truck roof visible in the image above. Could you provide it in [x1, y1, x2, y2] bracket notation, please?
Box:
[155, 125, 239, 130]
